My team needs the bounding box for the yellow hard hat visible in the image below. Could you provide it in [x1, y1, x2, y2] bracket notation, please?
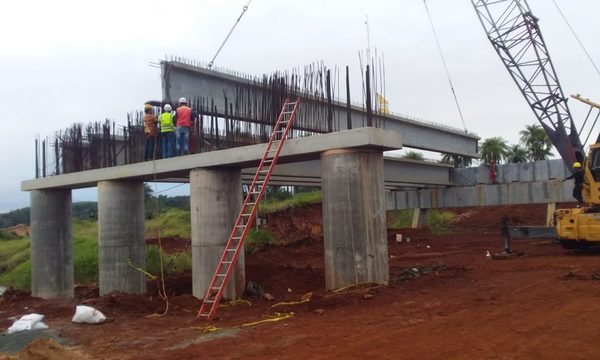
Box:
[573, 162, 582, 168]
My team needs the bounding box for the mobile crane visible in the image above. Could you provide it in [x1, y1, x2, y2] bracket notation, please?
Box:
[471, 0, 600, 248]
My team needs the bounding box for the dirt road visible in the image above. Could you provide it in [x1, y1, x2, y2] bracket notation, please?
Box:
[2, 204, 600, 359]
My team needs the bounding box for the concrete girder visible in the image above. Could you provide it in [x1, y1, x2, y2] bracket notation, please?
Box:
[161, 61, 479, 157]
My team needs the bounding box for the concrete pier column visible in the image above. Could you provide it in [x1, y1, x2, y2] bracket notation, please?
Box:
[190, 168, 244, 300]
[98, 181, 145, 295]
[30, 189, 73, 298]
[321, 148, 388, 290]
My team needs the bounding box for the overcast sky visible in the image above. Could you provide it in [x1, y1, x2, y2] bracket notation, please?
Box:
[1, 0, 599, 212]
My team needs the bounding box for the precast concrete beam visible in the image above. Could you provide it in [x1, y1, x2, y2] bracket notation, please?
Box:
[98, 181, 145, 295]
[321, 148, 388, 290]
[161, 61, 479, 157]
[30, 189, 73, 298]
[22, 127, 403, 191]
[190, 168, 244, 300]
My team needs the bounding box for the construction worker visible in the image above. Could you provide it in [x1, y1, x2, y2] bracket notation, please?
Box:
[159, 104, 175, 159]
[174, 97, 194, 156]
[563, 162, 585, 207]
[143, 104, 158, 161]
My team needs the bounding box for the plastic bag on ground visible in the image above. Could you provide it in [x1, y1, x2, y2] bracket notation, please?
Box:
[72, 305, 106, 324]
[6, 313, 49, 334]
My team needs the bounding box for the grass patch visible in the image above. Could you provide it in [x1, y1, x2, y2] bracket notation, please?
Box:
[246, 228, 277, 254]
[389, 209, 414, 229]
[0, 260, 31, 290]
[427, 209, 455, 235]
[0, 230, 22, 240]
[259, 190, 321, 215]
[146, 208, 191, 238]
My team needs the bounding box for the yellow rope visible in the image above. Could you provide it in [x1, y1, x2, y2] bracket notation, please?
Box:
[191, 312, 294, 334]
[270, 299, 309, 308]
[219, 299, 252, 308]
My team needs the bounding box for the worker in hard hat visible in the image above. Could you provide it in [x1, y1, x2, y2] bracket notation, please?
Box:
[143, 104, 158, 161]
[174, 97, 194, 156]
[159, 104, 175, 159]
[563, 162, 584, 207]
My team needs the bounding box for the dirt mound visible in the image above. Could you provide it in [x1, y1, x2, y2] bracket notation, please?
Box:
[446, 204, 549, 228]
[264, 204, 323, 245]
[0, 224, 30, 237]
[82, 291, 164, 316]
[6, 338, 92, 360]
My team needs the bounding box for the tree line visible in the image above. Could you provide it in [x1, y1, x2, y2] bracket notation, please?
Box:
[402, 123, 553, 167]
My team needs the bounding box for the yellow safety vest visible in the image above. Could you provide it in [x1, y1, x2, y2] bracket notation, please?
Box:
[159, 112, 175, 133]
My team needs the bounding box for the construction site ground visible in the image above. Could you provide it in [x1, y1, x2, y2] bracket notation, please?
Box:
[2, 203, 600, 359]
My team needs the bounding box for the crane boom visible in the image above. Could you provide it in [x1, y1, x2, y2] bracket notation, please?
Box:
[471, 0, 584, 167]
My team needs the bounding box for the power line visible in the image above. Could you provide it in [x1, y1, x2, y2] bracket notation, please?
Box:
[422, 0, 468, 131]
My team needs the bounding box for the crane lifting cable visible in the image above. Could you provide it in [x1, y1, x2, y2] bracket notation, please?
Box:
[422, 0, 468, 131]
[207, 0, 253, 69]
[551, 0, 600, 80]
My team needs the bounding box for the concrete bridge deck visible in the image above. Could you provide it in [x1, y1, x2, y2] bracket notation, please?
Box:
[23, 127, 404, 301]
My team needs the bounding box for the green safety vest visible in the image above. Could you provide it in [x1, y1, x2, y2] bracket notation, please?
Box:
[159, 112, 175, 133]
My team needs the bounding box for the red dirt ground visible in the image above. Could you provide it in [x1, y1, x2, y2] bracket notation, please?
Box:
[3, 203, 600, 359]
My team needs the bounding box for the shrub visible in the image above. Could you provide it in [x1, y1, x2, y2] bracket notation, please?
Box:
[146, 245, 192, 276]
[245, 228, 277, 254]
[389, 209, 414, 229]
[145, 208, 191, 238]
[427, 209, 455, 235]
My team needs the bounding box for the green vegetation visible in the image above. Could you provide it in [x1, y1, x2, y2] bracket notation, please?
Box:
[146, 245, 191, 276]
[427, 209, 455, 235]
[146, 208, 191, 238]
[389, 209, 414, 229]
[245, 228, 277, 254]
[259, 190, 321, 215]
[402, 151, 425, 161]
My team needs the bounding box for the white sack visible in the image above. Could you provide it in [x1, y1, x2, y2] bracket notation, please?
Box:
[72, 305, 106, 324]
[6, 313, 48, 334]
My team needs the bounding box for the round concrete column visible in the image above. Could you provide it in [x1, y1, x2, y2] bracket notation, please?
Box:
[98, 180, 145, 295]
[30, 189, 73, 298]
[321, 148, 388, 290]
[190, 168, 244, 300]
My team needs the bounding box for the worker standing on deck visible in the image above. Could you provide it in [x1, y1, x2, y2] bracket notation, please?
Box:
[159, 104, 175, 159]
[175, 97, 193, 156]
[563, 162, 585, 207]
[143, 104, 158, 161]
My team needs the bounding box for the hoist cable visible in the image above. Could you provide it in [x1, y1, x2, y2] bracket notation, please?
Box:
[208, 0, 253, 69]
[551, 0, 600, 79]
[422, 0, 468, 131]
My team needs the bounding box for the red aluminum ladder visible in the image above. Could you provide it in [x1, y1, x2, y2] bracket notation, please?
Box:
[197, 97, 301, 320]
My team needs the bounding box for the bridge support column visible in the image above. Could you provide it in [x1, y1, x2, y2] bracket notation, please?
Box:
[321, 148, 388, 290]
[190, 168, 244, 300]
[98, 181, 145, 295]
[30, 189, 73, 298]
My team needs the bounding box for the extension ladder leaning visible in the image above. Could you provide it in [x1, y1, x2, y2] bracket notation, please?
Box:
[197, 97, 301, 320]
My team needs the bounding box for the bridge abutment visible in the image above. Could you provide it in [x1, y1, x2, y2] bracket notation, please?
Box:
[98, 180, 146, 295]
[190, 168, 244, 300]
[30, 189, 73, 298]
[321, 148, 389, 290]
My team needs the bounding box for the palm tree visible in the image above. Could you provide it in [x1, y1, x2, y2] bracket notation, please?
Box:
[441, 153, 473, 168]
[479, 137, 509, 165]
[505, 144, 529, 163]
[519, 124, 553, 161]
[402, 151, 425, 161]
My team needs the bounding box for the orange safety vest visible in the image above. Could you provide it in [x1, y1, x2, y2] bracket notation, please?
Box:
[176, 106, 192, 127]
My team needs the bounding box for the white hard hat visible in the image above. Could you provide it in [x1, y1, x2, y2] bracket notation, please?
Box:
[164, 104, 172, 112]
[179, 97, 187, 104]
